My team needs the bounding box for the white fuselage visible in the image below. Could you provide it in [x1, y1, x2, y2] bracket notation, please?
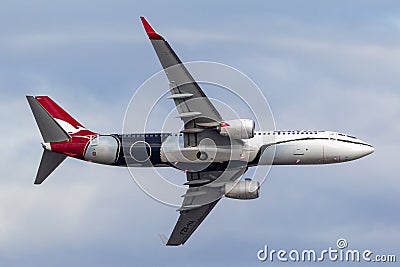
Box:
[66, 130, 374, 168]
[159, 130, 374, 167]
[246, 130, 374, 165]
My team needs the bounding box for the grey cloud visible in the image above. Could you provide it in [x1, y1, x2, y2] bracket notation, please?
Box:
[0, 1, 398, 266]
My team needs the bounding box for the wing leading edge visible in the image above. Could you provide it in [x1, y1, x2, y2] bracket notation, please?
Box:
[166, 168, 247, 246]
[140, 16, 222, 123]
[140, 16, 227, 148]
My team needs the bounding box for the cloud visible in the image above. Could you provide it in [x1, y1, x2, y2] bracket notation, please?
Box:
[0, 1, 399, 266]
[0, 31, 142, 52]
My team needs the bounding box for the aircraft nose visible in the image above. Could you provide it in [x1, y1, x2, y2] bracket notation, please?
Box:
[358, 144, 374, 157]
[364, 145, 374, 155]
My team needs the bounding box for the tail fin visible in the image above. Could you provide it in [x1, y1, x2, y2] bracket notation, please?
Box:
[26, 96, 74, 184]
[27, 96, 94, 184]
[30, 96, 88, 135]
[26, 96, 70, 142]
[35, 150, 67, 184]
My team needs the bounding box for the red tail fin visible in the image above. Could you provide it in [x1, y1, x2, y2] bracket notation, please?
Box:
[35, 96, 94, 136]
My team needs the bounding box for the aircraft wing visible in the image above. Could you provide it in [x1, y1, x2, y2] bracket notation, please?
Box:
[141, 17, 248, 245]
[140, 17, 227, 147]
[166, 167, 247, 246]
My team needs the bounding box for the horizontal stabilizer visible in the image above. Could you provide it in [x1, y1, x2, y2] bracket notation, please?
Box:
[26, 96, 70, 142]
[35, 150, 67, 184]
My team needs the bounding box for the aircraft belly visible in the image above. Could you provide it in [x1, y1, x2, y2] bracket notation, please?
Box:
[160, 134, 245, 164]
[258, 140, 325, 165]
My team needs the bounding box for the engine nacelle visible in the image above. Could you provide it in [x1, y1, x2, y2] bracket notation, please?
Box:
[224, 179, 260, 200]
[217, 119, 255, 139]
[84, 135, 120, 164]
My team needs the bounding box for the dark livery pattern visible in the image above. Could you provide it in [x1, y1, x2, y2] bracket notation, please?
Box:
[113, 133, 166, 167]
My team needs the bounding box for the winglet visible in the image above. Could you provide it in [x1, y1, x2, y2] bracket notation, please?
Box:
[140, 16, 163, 40]
[159, 234, 168, 245]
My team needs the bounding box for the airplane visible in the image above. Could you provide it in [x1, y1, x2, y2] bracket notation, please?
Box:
[26, 16, 374, 246]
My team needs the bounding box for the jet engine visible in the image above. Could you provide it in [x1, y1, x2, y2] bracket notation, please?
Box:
[217, 119, 255, 139]
[224, 178, 260, 200]
[84, 135, 120, 164]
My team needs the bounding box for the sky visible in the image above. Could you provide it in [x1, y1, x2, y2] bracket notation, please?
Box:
[0, 0, 399, 266]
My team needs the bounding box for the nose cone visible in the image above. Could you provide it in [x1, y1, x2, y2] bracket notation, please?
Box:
[359, 145, 374, 157]
[352, 144, 374, 160]
[326, 138, 374, 163]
